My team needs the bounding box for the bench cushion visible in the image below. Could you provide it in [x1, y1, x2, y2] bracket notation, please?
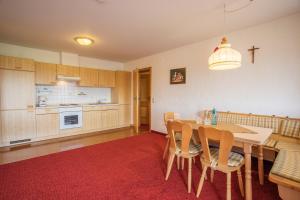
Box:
[247, 115, 280, 133]
[275, 141, 300, 151]
[264, 137, 278, 148]
[280, 119, 300, 138]
[270, 150, 300, 183]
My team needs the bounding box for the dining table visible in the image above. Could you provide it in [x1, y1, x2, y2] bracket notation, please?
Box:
[191, 122, 273, 200]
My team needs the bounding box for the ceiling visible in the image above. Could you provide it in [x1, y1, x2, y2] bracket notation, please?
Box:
[0, 0, 299, 62]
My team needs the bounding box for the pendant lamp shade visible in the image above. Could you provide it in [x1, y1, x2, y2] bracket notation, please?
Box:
[208, 37, 242, 70]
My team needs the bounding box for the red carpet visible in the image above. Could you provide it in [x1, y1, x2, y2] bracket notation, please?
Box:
[0, 133, 279, 200]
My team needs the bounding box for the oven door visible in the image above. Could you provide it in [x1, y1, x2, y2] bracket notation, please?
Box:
[60, 111, 82, 129]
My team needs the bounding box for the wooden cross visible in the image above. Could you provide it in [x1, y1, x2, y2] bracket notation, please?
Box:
[248, 45, 260, 64]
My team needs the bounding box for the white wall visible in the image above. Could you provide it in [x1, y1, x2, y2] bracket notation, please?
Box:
[0, 42, 124, 70]
[125, 13, 300, 133]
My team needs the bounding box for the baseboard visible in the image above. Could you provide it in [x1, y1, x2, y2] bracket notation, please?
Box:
[151, 130, 166, 135]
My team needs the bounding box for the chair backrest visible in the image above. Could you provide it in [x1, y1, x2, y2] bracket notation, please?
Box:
[167, 120, 193, 155]
[164, 112, 180, 126]
[197, 126, 234, 169]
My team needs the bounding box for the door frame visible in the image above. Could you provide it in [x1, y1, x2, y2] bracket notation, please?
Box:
[133, 67, 152, 133]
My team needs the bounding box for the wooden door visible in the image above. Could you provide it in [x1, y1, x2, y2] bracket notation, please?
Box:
[83, 110, 102, 132]
[1, 109, 36, 143]
[0, 69, 35, 110]
[35, 62, 57, 85]
[139, 73, 150, 125]
[133, 69, 139, 133]
[79, 67, 98, 87]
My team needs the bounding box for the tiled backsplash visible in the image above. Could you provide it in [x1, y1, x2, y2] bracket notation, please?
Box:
[36, 82, 111, 105]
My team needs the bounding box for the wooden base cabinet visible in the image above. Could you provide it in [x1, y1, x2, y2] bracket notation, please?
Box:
[119, 104, 131, 127]
[36, 113, 59, 138]
[0, 110, 36, 144]
[83, 111, 102, 132]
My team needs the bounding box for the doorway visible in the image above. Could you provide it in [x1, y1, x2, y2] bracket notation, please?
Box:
[133, 67, 152, 133]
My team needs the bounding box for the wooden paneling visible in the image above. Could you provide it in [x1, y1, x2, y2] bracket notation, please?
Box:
[98, 70, 115, 87]
[119, 104, 131, 127]
[0, 55, 34, 71]
[0, 69, 35, 110]
[112, 71, 131, 104]
[35, 62, 57, 85]
[1, 109, 36, 143]
[57, 64, 79, 77]
[79, 67, 98, 87]
[36, 113, 59, 138]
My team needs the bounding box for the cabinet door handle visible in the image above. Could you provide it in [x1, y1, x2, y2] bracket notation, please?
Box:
[15, 66, 22, 69]
[27, 105, 34, 109]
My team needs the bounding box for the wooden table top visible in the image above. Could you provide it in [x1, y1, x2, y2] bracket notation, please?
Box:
[191, 122, 273, 145]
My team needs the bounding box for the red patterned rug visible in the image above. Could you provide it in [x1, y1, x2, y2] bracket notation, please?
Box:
[0, 133, 279, 200]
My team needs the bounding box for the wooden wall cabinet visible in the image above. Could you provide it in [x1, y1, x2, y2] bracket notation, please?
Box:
[35, 62, 57, 85]
[0, 70, 35, 110]
[0, 55, 34, 72]
[112, 71, 131, 104]
[98, 70, 116, 88]
[57, 64, 79, 77]
[79, 68, 99, 87]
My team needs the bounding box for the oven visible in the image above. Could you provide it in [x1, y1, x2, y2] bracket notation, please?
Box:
[59, 107, 82, 130]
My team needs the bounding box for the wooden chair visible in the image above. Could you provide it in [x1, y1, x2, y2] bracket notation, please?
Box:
[163, 112, 179, 160]
[196, 126, 244, 199]
[165, 120, 201, 193]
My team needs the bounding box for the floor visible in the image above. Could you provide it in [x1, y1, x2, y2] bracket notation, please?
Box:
[0, 127, 139, 164]
[0, 133, 279, 200]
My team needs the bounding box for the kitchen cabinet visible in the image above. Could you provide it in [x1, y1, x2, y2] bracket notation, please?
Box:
[98, 70, 115, 88]
[112, 71, 131, 104]
[57, 64, 79, 77]
[0, 69, 35, 110]
[1, 109, 36, 144]
[79, 67, 98, 87]
[83, 110, 102, 132]
[35, 62, 57, 85]
[119, 104, 131, 127]
[0, 55, 34, 72]
[102, 109, 119, 129]
[36, 108, 59, 138]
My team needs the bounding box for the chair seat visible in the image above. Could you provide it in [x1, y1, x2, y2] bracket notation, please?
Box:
[270, 150, 300, 183]
[208, 148, 244, 168]
[175, 140, 201, 154]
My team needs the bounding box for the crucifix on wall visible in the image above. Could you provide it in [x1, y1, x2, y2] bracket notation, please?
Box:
[248, 45, 260, 64]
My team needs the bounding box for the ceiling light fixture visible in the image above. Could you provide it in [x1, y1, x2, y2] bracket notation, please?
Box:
[74, 37, 94, 46]
[208, 0, 254, 70]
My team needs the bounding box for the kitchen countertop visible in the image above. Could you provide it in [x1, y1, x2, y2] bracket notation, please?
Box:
[36, 103, 119, 108]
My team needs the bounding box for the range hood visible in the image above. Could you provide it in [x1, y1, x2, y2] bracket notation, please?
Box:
[57, 75, 80, 81]
[57, 52, 80, 82]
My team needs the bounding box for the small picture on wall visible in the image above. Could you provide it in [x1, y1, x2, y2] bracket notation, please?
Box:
[170, 68, 186, 84]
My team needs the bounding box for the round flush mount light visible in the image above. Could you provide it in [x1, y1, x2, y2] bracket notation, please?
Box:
[74, 37, 94, 46]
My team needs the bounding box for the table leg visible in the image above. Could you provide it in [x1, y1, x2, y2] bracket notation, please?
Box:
[244, 143, 252, 200]
[258, 145, 264, 185]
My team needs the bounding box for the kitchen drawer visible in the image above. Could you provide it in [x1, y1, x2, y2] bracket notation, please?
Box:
[36, 107, 59, 114]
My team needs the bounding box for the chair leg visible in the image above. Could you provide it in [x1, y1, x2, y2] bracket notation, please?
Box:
[162, 138, 170, 160]
[237, 169, 244, 197]
[177, 155, 180, 170]
[165, 153, 175, 180]
[196, 165, 207, 198]
[226, 172, 231, 200]
[181, 157, 185, 170]
[188, 158, 192, 193]
[192, 157, 196, 164]
[210, 169, 214, 183]
[200, 161, 207, 180]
